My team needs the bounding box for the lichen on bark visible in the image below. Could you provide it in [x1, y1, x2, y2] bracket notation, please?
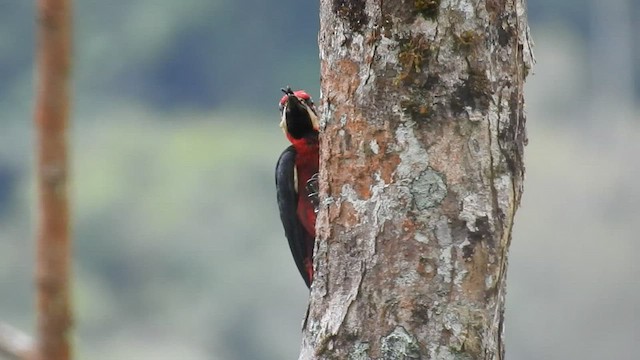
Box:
[301, 0, 533, 359]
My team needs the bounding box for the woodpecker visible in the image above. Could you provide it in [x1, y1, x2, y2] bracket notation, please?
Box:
[275, 87, 319, 288]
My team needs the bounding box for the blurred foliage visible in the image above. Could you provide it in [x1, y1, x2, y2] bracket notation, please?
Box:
[0, 1, 638, 360]
[0, 0, 320, 115]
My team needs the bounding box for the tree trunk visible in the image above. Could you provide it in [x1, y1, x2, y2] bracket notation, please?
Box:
[34, 0, 73, 359]
[301, 0, 533, 359]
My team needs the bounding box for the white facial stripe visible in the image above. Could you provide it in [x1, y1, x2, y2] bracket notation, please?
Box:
[279, 103, 288, 133]
[305, 105, 320, 131]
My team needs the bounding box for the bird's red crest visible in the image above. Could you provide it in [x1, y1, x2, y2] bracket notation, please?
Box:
[279, 90, 311, 106]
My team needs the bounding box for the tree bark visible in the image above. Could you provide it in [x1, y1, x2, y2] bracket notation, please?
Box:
[301, 0, 533, 359]
[34, 0, 73, 359]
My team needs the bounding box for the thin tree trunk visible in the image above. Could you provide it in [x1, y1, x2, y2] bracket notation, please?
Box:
[301, 0, 533, 359]
[34, 0, 73, 359]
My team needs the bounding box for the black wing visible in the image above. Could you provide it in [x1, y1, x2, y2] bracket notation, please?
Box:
[275, 146, 311, 287]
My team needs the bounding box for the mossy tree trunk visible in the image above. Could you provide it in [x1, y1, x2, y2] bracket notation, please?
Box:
[300, 0, 533, 359]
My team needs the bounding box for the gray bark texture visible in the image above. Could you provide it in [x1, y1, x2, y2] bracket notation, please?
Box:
[300, 0, 534, 359]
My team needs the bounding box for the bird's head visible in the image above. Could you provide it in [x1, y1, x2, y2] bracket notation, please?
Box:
[279, 86, 319, 140]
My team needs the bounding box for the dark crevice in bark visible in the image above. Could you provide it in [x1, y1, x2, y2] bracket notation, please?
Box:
[333, 0, 368, 33]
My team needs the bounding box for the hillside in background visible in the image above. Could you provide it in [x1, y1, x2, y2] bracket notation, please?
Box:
[1, 0, 638, 116]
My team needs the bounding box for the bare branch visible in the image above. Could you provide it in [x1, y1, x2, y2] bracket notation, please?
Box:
[0, 323, 34, 360]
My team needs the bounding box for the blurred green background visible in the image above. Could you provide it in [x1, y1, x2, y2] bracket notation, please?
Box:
[0, 1, 637, 359]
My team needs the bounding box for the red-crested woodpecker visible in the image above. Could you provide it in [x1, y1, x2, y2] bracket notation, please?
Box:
[275, 87, 319, 288]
